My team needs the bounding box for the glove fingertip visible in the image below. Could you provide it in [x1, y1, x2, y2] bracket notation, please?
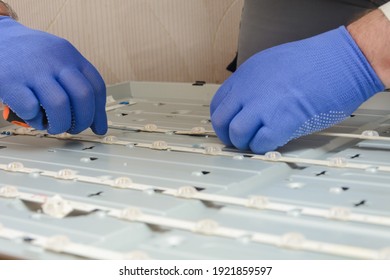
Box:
[250, 127, 280, 154]
[91, 123, 108, 135]
[91, 117, 108, 135]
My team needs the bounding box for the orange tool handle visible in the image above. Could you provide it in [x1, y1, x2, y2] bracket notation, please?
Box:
[2, 105, 30, 127]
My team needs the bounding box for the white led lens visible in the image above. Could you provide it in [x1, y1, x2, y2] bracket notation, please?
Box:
[279, 232, 306, 250]
[120, 207, 142, 221]
[6, 162, 24, 171]
[143, 124, 158, 132]
[0, 186, 19, 198]
[361, 130, 379, 137]
[328, 157, 348, 167]
[113, 177, 133, 188]
[204, 146, 222, 155]
[265, 151, 282, 161]
[151, 141, 169, 150]
[246, 196, 269, 209]
[193, 219, 219, 235]
[103, 135, 118, 143]
[328, 207, 351, 221]
[42, 195, 74, 218]
[176, 186, 197, 198]
[56, 169, 76, 180]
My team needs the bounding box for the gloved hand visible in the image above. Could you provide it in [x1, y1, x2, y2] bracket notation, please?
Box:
[0, 16, 107, 135]
[211, 26, 384, 154]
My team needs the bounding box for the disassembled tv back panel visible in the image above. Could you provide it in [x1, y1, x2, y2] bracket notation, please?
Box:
[1, 82, 390, 260]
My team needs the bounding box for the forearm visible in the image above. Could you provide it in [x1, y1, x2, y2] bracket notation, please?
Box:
[0, 1, 7, 16]
[0, 1, 17, 19]
[347, 5, 390, 88]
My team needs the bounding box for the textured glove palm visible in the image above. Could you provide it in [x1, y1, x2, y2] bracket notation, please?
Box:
[211, 26, 384, 154]
[0, 16, 107, 135]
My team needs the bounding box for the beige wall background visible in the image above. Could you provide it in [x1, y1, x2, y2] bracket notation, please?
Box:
[7, 0, 244, 85]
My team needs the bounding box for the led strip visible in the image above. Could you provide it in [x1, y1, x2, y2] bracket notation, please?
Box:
[1, 162, 390, 227]
[0, 223, 149, 260]
[106, 121, 389, 141]
[1, 188, 389, 259]
[10, 127, 390, 172]
[107, 122, 216, 136]
[107, 123, 390, 142]
[317, 130, 390, 142]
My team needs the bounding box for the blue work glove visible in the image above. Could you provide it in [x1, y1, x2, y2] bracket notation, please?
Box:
[0, 16, 107, 135]
[211, 26, 384, 154]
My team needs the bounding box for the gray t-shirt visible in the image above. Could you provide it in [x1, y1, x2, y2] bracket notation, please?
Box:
[237, 0, 388, 66]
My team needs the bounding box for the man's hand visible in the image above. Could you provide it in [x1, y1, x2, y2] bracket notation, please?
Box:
[0, 16, 107, 135]
[211, 13, 387, 154]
